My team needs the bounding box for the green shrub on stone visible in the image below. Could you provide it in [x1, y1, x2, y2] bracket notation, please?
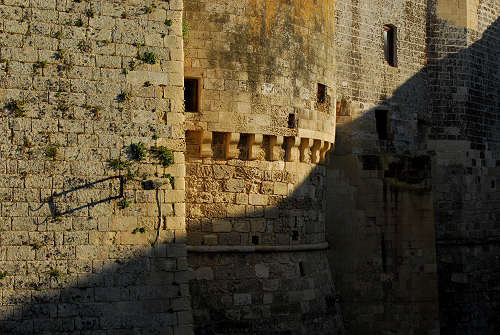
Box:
[118, 91, 132, 102]
[45, 145, 58, 159]
[132, 227, 146, 234]
[107, 158, 131, 171]
[118, 198, 130, 209]
[130, 142, 147, 161]
[151, 146, 174, 167]
[139, 51, 157, 64]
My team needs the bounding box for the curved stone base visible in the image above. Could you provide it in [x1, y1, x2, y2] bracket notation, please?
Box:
[188, 249, 345, 335]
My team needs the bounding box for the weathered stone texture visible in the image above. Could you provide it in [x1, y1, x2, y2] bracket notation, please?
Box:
[189, 250, 344, 335]
[427, 1, 500, 333]
[183, 1, 343, 333]
[0, 1, 192, 334]
[328, 0, 440, 334]
[186, 159, 326, 246]
[184, 0, 336, 143]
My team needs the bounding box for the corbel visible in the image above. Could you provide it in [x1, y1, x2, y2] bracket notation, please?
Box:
[299, 138, 313, 162]
[248, 133, 263, 160]
[226, 132, 240, 159]
[320, 141, 333, 163]
[285, 137, 301, 162]
[311, 139, 322, 164]
[200, 130, 213, 158]
[269, 135, 284, 161]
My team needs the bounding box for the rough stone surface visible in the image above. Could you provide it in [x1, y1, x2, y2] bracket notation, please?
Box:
[328, 0, 500, 335]
[0, 1, 192, 334]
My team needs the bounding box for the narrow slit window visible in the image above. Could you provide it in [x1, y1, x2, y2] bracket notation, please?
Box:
[375, 110, 391, 140]
[288, 113, 296, 128]
[184, 78, 199, 113]
[384, 25, 397, 67]
[317, 83, 326, 103]
[299, 262, 305, 277]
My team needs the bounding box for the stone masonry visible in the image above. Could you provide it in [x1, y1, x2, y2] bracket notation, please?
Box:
[0, 0, 499, 334]
[183, 1, 343, 334]
[0, 1, 191, 334]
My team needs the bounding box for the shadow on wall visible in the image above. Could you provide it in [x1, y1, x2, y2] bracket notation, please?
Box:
[329, 15, 500, 335]
[0, 172, 192, 334]
[183, 140, 345, 334]
[0, 153, 343, 335]
[0, 13, 498, 335]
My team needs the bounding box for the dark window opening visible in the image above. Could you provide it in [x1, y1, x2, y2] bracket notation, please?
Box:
[491, 180, 495, 189]
[292, 231, 299, 241]
[317, 83, 326, 103]
[384, 25, 397, 67]
[472, 159, 476, 167]
[251, 235, 259, 245]
[184, 78, 199, 113]
[375, 109, 391, 140]
[299, 262, 305, 277]
[288, 114, 296, 128]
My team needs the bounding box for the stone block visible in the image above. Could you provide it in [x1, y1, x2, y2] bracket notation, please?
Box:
[234, 293, 252, 306]
[249, 194, 268, 206]
[212, 220, 232, 233]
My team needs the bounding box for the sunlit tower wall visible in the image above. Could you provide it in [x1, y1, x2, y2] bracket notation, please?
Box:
[183, 0, 343, 334]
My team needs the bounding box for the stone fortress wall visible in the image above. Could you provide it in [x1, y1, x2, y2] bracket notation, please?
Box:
[327, 0, 500, 334]
[0, 0, 499, 334]
[427, 0, 500, 333]
[0, 0, 192, 334]
[183, 1, 344, 334]
[326, 0, 440, 334]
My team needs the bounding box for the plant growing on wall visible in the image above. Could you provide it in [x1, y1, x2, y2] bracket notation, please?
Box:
[117, 198, 130, 209]
[130, 142, 147, 161]
[106, 142, 175, 245]
[6, 99, 25, 117]
[139, 51, 157, 64]
[48, 267, 63, 279]
[45, 145, 58, 159]
[182, 21, 188, 39]
[150, 146, 174, 167]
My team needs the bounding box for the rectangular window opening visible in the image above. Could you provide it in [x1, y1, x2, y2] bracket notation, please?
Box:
[252, 235, 259, 245]
[292, 230, 299, 241]
[288, 114, 296, 129]
[184, 78, 199, 113]
[317, 83, 326, 103]
[384, 25, 397, 67]
[375, 109, 391, 140]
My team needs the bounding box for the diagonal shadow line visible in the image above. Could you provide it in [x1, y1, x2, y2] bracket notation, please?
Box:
[0, 12, 498, 335]
[329, 13, 500, 335]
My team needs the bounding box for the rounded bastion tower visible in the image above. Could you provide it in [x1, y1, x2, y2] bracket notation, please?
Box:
[183, 1, 343, 334]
